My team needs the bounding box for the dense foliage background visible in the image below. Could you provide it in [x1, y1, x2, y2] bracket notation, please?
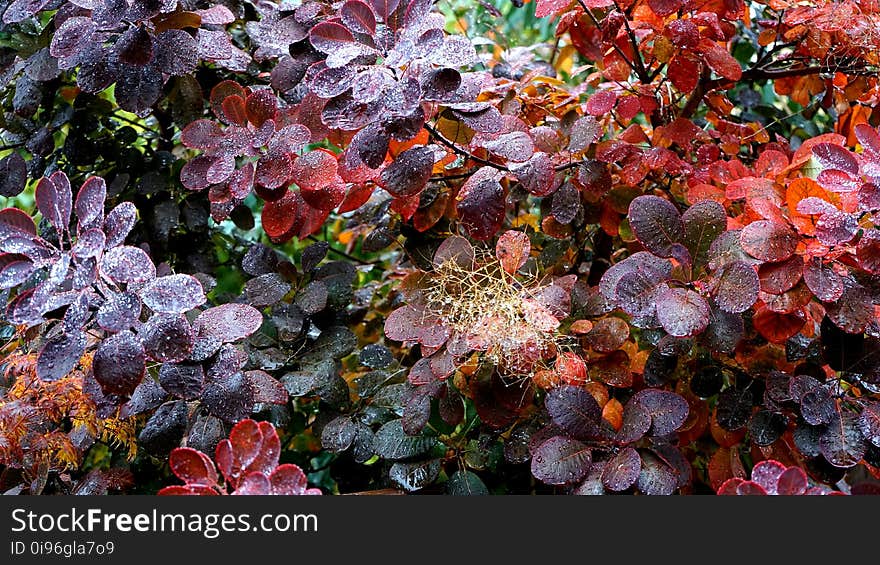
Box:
[1, 0, 879, 495]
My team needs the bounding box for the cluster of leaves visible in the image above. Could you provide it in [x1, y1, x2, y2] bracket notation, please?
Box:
[160, 419, 320, 495]
[2, 0, 880, 496]
[0, 351, 136, 494]
[717, 459, 843, 495]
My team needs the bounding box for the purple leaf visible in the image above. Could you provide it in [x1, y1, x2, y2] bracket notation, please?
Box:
[36, 331, 87, 381]
[141, 313, 195, 362]
[812, 143, 859, 176]
[819, 411, 866, 468]
[802, 257, 844, 302]
[601, 447, 641, 491]
[194, 303, 264, 343]
[96, 291, 141, 332]
[530, 436, 592, 485]
[141, 274, 206, 314]
[71, 228, 105, 259]
[0, 153, 27, 197]
[482, 132, 535, 163]
[104, 201, 137, 248]
[101, 245, 156, 284]
[628, 195, 685, 258]
[544, 385, 601, 440]
[380, 146, 434, 197]
[369, 0, 401, 22]
[456, 167, 505, 241]
[159, 362, 205, 401]
[75, 176, 107, 232]
[341, 1, 377, 34]
[713, 261, 759, 313]
[93, 330, 146, 396]
[634, 389, 689, 435]
[655, 287, 710, 337]
[202, 372, 255, 423]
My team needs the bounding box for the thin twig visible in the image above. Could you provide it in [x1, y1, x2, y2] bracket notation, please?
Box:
[424, 123, 509, 172]
[306, 235, 379, 266]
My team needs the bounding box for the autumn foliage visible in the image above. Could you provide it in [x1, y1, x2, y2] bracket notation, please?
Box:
[1, 0, 879, 495]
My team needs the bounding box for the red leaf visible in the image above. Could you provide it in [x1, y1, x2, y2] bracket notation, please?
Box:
[309, 21, 357, 53]
[337, 183, 375, 214]
[291, 150, 339, 191]
[752, 307, 805, 343]
[233, 472, 271, 495]
[221, 95, 248, 126]
[158, 485, 218, 495]
[555, 352, 588, 386]
[740, 220, 797, 262]
[169, 447, 218, 487]
[586, 90, 617, 116]
[648, 0, 682, 17]
[255, 153, 293, 189]
[758, 255, 803, 294]
[495, 230, 530, 274]
[211, 80, 248, 123]
[269, 464, 310, 495]
[701, 40, 742, 81]
[660, 118, 701, 147]
[181, 119, 223, 149]
[246, 370, 288, 405]
[246, 421, 281, 475]
[261, 190, 299, 242]
[0, 208, 36, 242]
[668, 54, 700, 93]
[245, 89, 278, 128]
[857, 229, 880, 274]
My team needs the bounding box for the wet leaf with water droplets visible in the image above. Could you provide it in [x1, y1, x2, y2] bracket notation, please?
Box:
[636, 451, 677, 495]
[194, 303, 264, 342]
[482, 132, 534, 163]
[93, 330, 146, 396]
[714, 261, 759, 313]
[96, 291, 141, 332]
[545, 385, 601, 440]
[601, 447, 641, 491]
[530, 436, 592, 485]
[389, 459, 441, 491]
[819, 412, 866, 468]
[655, 287, 710, 337]
[447, 470, 489, 495]
[201, 372, 255, 422]
[628, 195, 685, 258]
[634, 389, 689, 435]
[740, 220, 797, 262]
[373, 420, 436, 460]
[102, 246, 156, 284]
[321, 416, 357, 452]
[36, 331, 87, 381]
[495, 230, 530, 274]
[159, 362, 205, 400]
[141, 274, 206, 314]
[141, 313, 194, 362]
[380, 146, 434, 198]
